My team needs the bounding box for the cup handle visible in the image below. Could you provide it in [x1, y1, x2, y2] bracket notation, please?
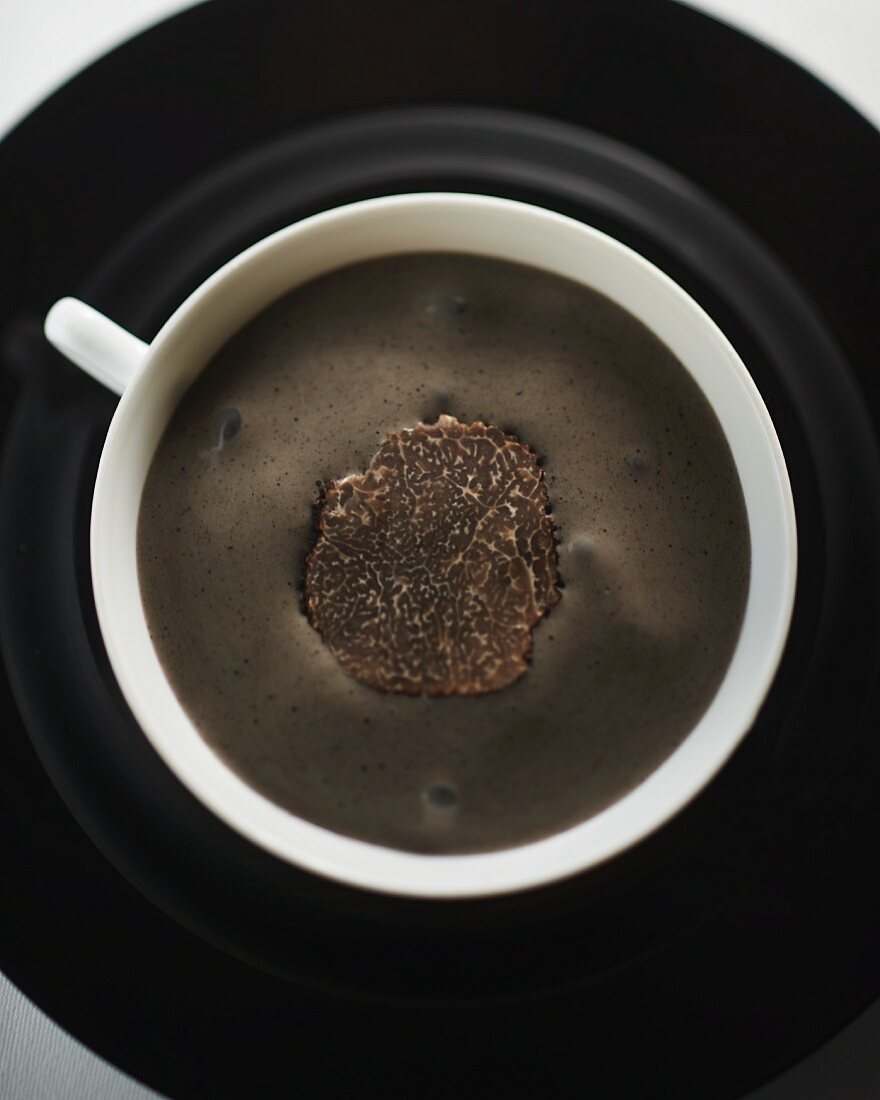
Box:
[44, 297, 149, 396]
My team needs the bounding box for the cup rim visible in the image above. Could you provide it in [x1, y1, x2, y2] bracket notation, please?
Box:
[90, 192, 797, 898]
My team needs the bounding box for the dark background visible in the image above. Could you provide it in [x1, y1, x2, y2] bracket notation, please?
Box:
[1, 2, 879, 1097]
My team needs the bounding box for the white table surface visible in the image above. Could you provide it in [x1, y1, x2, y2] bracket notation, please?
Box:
[1, 2, 878, 1097]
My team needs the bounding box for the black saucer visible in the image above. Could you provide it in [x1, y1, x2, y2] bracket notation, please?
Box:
[2, 2, 880, 1097]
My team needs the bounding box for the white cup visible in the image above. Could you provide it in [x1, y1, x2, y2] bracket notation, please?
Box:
[44, 193, 796, 899]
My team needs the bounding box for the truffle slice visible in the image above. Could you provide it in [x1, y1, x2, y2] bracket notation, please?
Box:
[304, 415, 560, 696]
